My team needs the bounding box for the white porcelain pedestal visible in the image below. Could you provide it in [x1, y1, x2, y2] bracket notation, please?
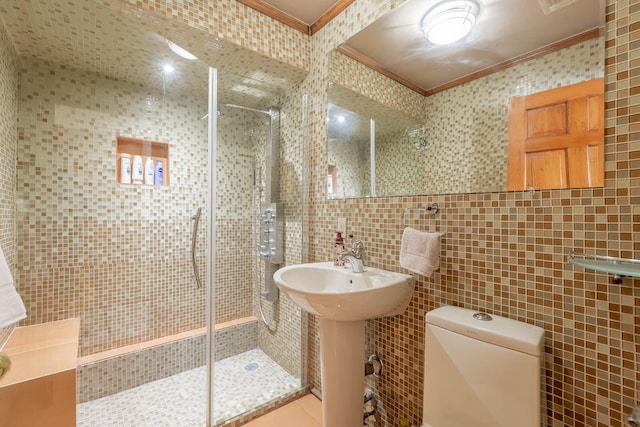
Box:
[319, 318, 365, 427]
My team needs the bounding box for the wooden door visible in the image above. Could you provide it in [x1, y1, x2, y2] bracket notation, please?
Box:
[506, 78, 604, 190]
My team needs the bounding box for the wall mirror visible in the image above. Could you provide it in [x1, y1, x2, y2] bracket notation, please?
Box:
[326, 0, 604, 199]
[327, 82, 423, 198]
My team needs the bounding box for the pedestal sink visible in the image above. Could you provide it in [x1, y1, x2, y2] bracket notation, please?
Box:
[273, 262, 415, 427]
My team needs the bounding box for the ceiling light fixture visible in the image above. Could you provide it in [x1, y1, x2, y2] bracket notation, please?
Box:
[162, 64, 175, 74]
[421, 0, 479, 46]
[166, 39, 198, 60]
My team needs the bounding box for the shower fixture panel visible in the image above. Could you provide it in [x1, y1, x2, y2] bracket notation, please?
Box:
[259, 203, 284, 265]
[258, 203, 283, 303]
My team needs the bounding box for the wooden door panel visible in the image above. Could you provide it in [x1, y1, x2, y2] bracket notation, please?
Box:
[524, 132, 600, 152]
[526, 103, 567, 138]
[565, 144, 603, 187]
[507, 78, 603, 190]
[587, 95, 600, 131]
[526, 150, 567, 189]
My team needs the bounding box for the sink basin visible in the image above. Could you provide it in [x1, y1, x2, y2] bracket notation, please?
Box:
[273, 261, 415, 322]
[274, 261, 415, 427]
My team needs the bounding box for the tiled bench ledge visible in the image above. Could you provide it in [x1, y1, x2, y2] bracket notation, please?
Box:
[77, 315, 257, 365]
[77, 316, 259, 402]
[0, 318, 80, 427]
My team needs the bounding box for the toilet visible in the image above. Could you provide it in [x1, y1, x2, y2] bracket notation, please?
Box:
[422, 306, 545, 427]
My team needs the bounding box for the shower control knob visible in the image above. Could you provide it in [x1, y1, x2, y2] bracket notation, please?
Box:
[259, 244, 270, 257]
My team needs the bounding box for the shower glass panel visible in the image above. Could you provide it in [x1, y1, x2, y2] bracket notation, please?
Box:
[1, 0, 306, 425]
[2, 0, 212, 425]
[211, 69, 305, 424]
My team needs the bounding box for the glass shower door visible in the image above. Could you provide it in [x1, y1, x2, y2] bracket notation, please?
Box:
[209, 69, 306, 424]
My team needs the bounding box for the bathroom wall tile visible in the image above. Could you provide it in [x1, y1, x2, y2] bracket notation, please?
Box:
[15, 57, 209, 356]
[253, 90, 305, 379]
[0, 7, 18, 279]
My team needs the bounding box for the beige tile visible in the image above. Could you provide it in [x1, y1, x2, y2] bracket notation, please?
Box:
[77, 344, 140, 365]
[214, 316, 257, 330]
[4, 318, 80, 353]
[295, 394, 322, 424]
[245, 400, 320, 427]
[0, 369, 76, 427]
[1, 319, 80, 387]
[78, 325, 209, 365]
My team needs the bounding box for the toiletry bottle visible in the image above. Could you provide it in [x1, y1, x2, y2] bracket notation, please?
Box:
[144, 156, 154, 185]
[154, 160, 163, 186]
[120, 153, 131, 184]
[334, 231, 345, 266]
[132, 155, 143, 184]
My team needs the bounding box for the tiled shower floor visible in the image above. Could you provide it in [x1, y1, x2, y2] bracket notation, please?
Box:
[77, 348, 300, 426]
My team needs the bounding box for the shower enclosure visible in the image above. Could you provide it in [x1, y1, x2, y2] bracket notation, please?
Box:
[0, 0, 306, 425]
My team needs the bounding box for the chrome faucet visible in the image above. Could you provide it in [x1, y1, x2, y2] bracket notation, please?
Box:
[339, 240, 365, 273]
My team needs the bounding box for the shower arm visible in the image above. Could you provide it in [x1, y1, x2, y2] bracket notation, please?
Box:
[191, 208, 203, 289]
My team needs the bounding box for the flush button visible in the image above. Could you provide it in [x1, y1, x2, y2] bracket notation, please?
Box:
[473, 312, 493, 321]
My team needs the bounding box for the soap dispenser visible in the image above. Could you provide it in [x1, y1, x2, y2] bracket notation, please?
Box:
[333, 231, 345, 267]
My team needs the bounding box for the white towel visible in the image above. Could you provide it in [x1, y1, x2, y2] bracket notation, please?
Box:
[399, 227, 441, 276]
[0, 246, 26, 329]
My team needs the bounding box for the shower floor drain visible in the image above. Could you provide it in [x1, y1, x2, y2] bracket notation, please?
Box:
[244, 362, 259, 372]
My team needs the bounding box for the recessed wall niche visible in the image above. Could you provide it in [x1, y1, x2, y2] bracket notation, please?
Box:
[116, 136, 170, 186]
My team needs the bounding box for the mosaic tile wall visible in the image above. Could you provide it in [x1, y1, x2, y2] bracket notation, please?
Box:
[328, 134, 371, 198]
[375, 128, 428, 197]
[216, 107, 258, 324]
[253, 90, 305, 379]
[303, 1, 640, 426]
[77, 320, 258, 403]
[15, 57, 209, 356]
[0, 17, 17, 270]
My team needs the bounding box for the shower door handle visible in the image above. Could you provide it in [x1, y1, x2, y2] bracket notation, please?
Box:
[191, 208, 203, 288]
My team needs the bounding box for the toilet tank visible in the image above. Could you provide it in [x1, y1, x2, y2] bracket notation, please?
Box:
[423, 306, 545, 427]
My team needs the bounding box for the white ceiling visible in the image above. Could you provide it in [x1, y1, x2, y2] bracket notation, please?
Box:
[260, 0, 343, 25]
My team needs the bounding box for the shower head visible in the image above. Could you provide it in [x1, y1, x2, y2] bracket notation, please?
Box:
[200, 111, 232, 125]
